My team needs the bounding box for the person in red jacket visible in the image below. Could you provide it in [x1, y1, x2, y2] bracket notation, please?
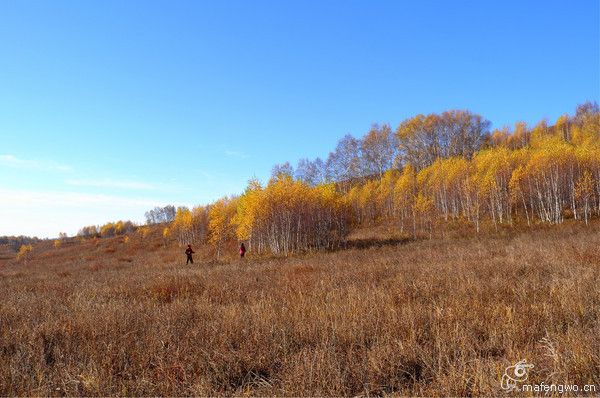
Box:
[185, 244, 195, 264]
[239, 243, 246, 258]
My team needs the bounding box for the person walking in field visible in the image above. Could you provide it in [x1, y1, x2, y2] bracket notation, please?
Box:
[239, 243, 246, 258]
[185, 244, 195, 264]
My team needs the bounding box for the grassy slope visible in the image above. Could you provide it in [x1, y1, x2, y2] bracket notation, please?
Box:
[0, 223, 599, 396]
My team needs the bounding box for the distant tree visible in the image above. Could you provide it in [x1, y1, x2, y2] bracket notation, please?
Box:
[574, 101, 600, 125]
[115, 220, 135, 235]
[360, 123, 396, 178]
[145, 209, 157, 224]
[271, 162, 294, 181]
[77, 225, 99, 239]
[506, 121, 530, 149]
[530, 120, 551, 147]
[490, 126, 510, 147]
[100, 222, 116, 237]
[326, 134, 362, 188]
[396, 111, 490, 170]
[572, 101, 600, 145]
[554, 114, 571, 142]
[440, 110, 490, 158]
[17, 244, 33, 264]
[396, 114, 441, 170]
[145, 205, 176, 224]
[164, 205, 176, 222]
[295, 157, 326, 186]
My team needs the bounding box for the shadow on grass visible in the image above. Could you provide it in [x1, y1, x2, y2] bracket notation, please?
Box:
[343, 237, 412, 250]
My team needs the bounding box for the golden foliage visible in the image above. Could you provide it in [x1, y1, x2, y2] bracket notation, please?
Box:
[208, 198, 238, 257]
[16, 244, 33, 261]
[232, 176, 349, 255]
[349, 118, 600, 234]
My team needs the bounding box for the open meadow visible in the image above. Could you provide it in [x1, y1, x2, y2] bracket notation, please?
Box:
[1, 222, 599, 396]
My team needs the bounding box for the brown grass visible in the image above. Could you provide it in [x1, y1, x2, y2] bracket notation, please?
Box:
[0, 223, 599, 396]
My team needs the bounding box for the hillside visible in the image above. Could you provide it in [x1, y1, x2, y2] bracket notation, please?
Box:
[1, 222, 598, 396]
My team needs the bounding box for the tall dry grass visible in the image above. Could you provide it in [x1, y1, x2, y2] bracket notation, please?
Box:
[0, 223, 599, 396]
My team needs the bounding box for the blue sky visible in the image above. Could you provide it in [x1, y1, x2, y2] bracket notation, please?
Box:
[1, 0, 598, 238]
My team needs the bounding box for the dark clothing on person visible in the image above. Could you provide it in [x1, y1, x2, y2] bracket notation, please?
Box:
[239, 243, 246, 258]
[185, 246, 195, 264]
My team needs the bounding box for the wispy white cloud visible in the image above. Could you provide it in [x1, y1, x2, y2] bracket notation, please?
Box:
[0, 188, 186, 238]
[65, 178, 159, 190]
[224, 150, 249, 159]
[0, 188, 163, 208]
[0, 154, 72, 172]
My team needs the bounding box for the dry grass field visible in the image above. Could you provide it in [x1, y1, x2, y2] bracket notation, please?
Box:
[1, 223, 599, 396]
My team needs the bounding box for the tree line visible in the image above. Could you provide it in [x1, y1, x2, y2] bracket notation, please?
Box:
[77, 220, 136, 239]
[0, 236, 41, 252]
[144, 205, 176, 225]
[159, 102, 599, 255]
